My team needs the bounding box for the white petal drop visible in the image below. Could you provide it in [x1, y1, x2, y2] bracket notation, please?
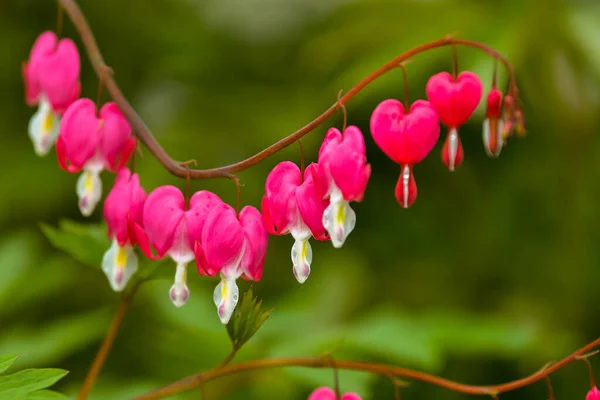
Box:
[447, 127, 459, 171]
[76, 169, 102, 217]
[322, 199, 356, 249]
[28, 97, 59, 156]
[482, 118, 504, 158]
[101, 239, 138, 292]
[213, 275, 239, 324]
[170, 262, 190, 307]
[291, 238, 312, 283]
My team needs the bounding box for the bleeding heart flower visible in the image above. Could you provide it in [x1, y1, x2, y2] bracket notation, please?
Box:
[426, 71, 482, 171]
[587, 387, 600, 400]
[57, 98, 136, 216]
[314, 126, 371, 248]
[196, 204, 268, 324]
[138, 186, 223, 308]
[23, 31, 80, 156]
[308, 387, 362, 400]
[101, 168, 146, 292]
[370, 99, 440, 208]
[482, 87, 504, 158]
[262, 161, 328, 283]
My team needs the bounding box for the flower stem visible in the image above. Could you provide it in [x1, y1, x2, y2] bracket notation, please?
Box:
[134, 336, 600, 400]
[77, 284, 139, 400]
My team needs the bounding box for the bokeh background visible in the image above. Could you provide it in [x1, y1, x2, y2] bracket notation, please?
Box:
[2, 0, 600, 399]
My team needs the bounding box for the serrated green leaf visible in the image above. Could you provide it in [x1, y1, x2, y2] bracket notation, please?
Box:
[40, 220, 109, 269]
[227, 287, 272, 349]
[0, 356, 19, 375]
[0, 369, 68, 399]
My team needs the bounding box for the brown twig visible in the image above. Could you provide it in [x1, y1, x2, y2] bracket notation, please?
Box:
[77, 284, 139, 400]
[133, 336, 600, 400]
[58, 0, 518, 180]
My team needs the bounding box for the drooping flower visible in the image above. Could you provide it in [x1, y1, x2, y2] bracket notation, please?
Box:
[102, 168, 146, 291]
[308, 387, 362, 400]
[57, 99, 136, 216]
[482, 87, 504, 158]
[196, 204, 268, 324]
[23, 31, 80, 156]
[370, 99, 440, 208]
[262, 162, 329, 283]
[314, 126, 371, 248]
[137, 186, 268, 323]
[501, 94, 515, 139]
[587, 387, 600, 400]
[137, 186, 223, 308]
[426, 71, 482, 171]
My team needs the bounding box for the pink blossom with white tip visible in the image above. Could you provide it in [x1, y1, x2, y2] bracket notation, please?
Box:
[370, 99, 439, 208]
[262, 162, 328, 283]
[426, 71, 482, 171]
[101, 168, 146, 292]
[314, 126, 371, 248]
[57, 99, 136, 216]
[308, 387, 362, 400]
[23, 31, 80, 156]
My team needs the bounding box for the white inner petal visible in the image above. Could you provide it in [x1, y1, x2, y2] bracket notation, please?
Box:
[213, 274, 239, 324]
[482, 118, 504, 158]
[169, 262, 190, 307]
[448, 127, 459, 171]
[101, 239, 138, 292]
[28, 96, 60, 156]
[76, 168, 103, 217]
[322, 185, 356, 248]
[291, 238, 312, 283]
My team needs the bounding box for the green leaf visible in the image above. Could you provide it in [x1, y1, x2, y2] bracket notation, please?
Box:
[227, 287, 272, 350]
[0, 369, 68, 400]
[0, 356, 18, 375]
[40, 219, 109, 269]
[25, 390, 69, 400]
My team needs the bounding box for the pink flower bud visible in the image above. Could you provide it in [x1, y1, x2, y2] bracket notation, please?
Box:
[587, 386, 600, 400]
[483, 88, 504, 158]
[308, 387, 362, 400]
[370, 99, 439, 208]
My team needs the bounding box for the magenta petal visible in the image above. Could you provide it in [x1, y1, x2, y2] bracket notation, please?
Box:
[142, 185, 185, 257]
[370, 99, 440, 165]
[58, 98, 102, 170]
[326, 126, 371, 202]
[426, 71, 482, 127]
[37, 38, 81, 114]
[186, 190, 223, 248]
[104, 168, 147, 246]
[200, 203, 244, 277]
[297, 163, 328, 239]
[98, 103, 133, 171]
[308, 387, 336, 400]
[132, 222, 162, 260]
[239, 206, 268, 281]
[24, 31, 58, 106]
[264, 161, 301, 234]
[341, 394, 362, 400]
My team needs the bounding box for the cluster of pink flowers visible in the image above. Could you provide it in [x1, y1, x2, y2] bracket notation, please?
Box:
[22, 29, 522, 326]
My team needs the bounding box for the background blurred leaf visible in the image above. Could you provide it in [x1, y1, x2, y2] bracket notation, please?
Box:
[0, 356, 19, 375]
[0, 367, 67, 400]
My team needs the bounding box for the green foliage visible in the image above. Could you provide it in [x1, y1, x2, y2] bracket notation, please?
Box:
[227, 287, 272, 350]
[0, 355, 68, 400]
[40, 219, 108, 269]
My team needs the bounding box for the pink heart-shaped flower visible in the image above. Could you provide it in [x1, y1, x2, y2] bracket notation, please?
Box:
[239, 206, 269, 281]
[426, 71, 482, 127]
[308, 387, 362, 400]
[370, 99, 440, 165]
[57, 99, 135, 172]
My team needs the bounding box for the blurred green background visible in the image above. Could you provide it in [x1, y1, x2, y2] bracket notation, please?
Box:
[2, 0, 600, 399]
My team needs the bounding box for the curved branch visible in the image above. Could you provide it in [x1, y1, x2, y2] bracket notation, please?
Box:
[135, 336, 600, 399]
[59, 0, 518, 180]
